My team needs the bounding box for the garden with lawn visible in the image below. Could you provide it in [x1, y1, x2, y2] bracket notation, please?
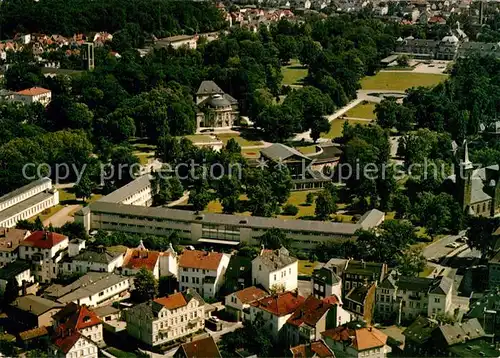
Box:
[321, 118, 370, 139]
[344, 102, 377, 119]
[360, 71, 447, 91]
[281, 59, 308, 86]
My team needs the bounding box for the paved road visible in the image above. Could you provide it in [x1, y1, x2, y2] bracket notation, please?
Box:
[422, 230, 467, 259]
[43, 204, 81, 227]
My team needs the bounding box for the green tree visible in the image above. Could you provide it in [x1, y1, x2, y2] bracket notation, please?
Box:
[306, 192, 315, 205]
[315, 190, 337, 220]
[74, 174, 95, 202]
[396, 54, 410, 67]
[396, 246, 426, 277]
[131, 267, 158, 303]
[34, 216, 44, 231]
[3, 278, 18, 306]
[467, 216, 500, 258]
[258, 228, 291, 250]
[158, 276, 177, 297]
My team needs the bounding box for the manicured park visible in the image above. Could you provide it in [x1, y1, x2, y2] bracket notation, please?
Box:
[344, 102, 377, 119]
[360, 71, 448, 91]
[281, 59, 308, 86]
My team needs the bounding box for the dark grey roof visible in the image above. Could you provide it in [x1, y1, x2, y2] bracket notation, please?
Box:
[86, 201, 362, 235]
[358, 209, 384, 229]
[345, 284, 371, 304]
[72, 248, 123, 264]
[0, 191, 54, 223]
[93, 304, 120, 318]
[429, 276, 453, 295]
[207, 95, 231, 108]
[378, 275, 397, 290]
[403, 316, 438, 344]
[11, 295, 63, 315]
[467, 288, 500, 318]
[197, 81, 224, 95]
[0, 260, 31, 281]
[256, 247, 297, 271]
[261, 143, 310, 162]
[438, 318, 485, 346]
[223, 93, 238, 105]
[313, 266, 341, 286]
[0, 177, 51, 208]
[97, 174, 152, 204]
[345, 260, 385, 277]
[395, 276, 434, 291]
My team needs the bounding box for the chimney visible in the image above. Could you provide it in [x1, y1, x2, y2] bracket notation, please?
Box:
[361, 259, 366, 269]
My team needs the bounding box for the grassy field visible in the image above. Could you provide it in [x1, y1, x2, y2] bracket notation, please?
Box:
[182, 134, 219, 144]
[216, 133, 263, 147]
[298, 260, 319, 276]
[282, 59, 308, 86]
[296, 145, 318, 155]
[360, 72, 447, 91]
[344, 102, 377, 119]
[321, 119, 371, 139]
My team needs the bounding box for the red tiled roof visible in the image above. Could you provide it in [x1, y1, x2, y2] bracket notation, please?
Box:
[180, 336, 221, 358]
[250, 291, 305, 317]
[234, 286, 268, 304]
[322, 295, 340, 306]
[290, 341, 335, 358]
[19, 326, 49, 341]
[53, 331, 83, 354]
[123, 249, 160, 271]
[179, 250, 224, 270]
[154, 292, 188, 310]
[321, 326, 387, 351]
[287, 295, 332, 327]
[16, 87, 51, 96]
[21, 231, 68, 249]
[53, 303, 102, 331]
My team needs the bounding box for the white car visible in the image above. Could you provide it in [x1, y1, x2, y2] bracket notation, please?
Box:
[446, 242, 460, 248]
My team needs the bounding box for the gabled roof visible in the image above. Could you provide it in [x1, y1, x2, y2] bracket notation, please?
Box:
[16, 87, 51, 96]
[197, 81, 224, 95]
[11, 295, 63, 316]
[254, 247, 297, 271]
[287, 295, 332, 327]
[154, 292, 188, 310]
[437, 318, 485, 346]
[403, 316, 437, 345]
[250, 291, 305, 317]
[322, 326, 388, 352]
[290, 340, 335, 358]
[0, 260, 31, 280]
[19, 326, 49, 341]
[21, 231, 68, 249]
[429, 276, 453, 294]
[123, 248, 160, 271]
[233, 286, 268, 304]
[53, 331, 94, 354]
[0, 227, 30, 252]
[53, 303, 102, 331]
[179, 250, 224, 270]
[73, 247, 123, 264]
[180, 336, 222, 358]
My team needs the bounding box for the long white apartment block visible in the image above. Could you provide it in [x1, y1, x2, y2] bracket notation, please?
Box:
[0, 178, 59, 228]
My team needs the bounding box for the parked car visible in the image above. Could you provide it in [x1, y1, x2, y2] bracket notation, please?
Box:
[446, 242, 460, 248]
[456, 236, 467, 243]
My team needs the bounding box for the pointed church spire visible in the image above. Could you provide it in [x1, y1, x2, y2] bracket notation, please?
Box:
[461, 140, 473, 170]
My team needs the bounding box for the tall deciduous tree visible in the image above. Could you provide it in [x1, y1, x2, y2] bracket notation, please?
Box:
[131, 267, 158, 303]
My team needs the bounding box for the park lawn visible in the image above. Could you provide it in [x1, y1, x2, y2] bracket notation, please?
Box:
[298, 260, 319, 276]
[296, 145, 318, 155]
[59, 188, 76, 203]
[321, 119, 370, 139]
[344, 102, 377, 119]
[419, 265, 435, 278]
[278, 190, 319, 219]
[29, 205, 64, 223]
[182, 134, 218, 144]
[216, 133, 263, 147]
[360, 72, 447, 91]
[130, 141, 155, 153]
[282, 59, 308, 86]
[133, 152, 151, 165]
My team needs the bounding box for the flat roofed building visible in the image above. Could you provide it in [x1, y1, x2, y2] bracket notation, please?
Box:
[44, 272, 131, 307]
[97, 174, 152, 206]
[0, 177, 59, 228]
[0, 227, 31, 267]
[155, 35, 198, 50]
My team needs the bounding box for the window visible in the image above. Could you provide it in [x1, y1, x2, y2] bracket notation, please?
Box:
[434, 297, 440, 303]
[259, 265, 261, 271]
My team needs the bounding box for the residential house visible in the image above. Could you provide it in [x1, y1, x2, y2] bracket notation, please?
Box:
[44, 272, 131, 307]
[0, 260, 35, 294]
[121, 247, 162, 278]
[285, 295, 336, 346]
[155, 35, 198, 50]
[252, 247, 298, 293]
[225, 286, 268, 321]
[342, 260, 387, 294]
[19, 231, 69, 283]
[249, 291, 305, 340]
[290, 341, 335, 358]
[61, 246, 124, 275]
[8, 295, 63, 329]
[322, 324, 392, 358]
[52, 303, 104, 346]
[178, 249, 230, 298]
[466, 287, 500, 335]
[0, 227, 30, 267]
[51, 330, 98, 358]
[344, 283, 377, 324]
[125, 289, 205, 346]
[14, 87, 52, 106]
[402, 316, 438, 355]
[174, 336, 222, 358]
[195, 80, 239, 130]
[312, 260, 343, 300]
[376, 273, 456, 323]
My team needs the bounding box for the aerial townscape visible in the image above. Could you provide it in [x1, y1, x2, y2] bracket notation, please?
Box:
[1, 0, 500, 357]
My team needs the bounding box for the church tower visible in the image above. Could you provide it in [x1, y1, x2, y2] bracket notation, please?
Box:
[455, 141, 474, 211]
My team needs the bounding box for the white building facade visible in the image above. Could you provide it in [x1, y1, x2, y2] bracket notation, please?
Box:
[252, 247, 298, 292]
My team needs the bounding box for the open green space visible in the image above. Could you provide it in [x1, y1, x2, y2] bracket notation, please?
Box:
[344, 102, 377, 119]
[298, 260, 319, 276]
[296, 145, 318, 155]
[281, 59, 308, 86]
[321, 119, 370, 139]
[182, 134, 219, 144]
[216, 133, 263, 147]
[360, 72, 447, 91]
